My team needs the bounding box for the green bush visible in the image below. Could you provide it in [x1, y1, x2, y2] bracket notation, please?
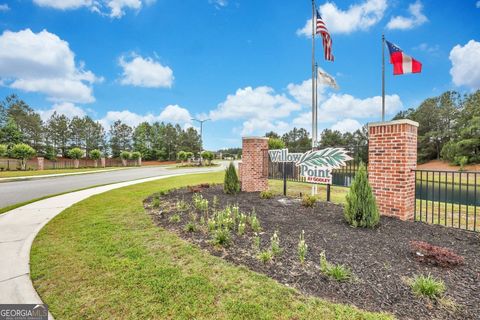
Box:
[301, 195, 317, 208]
[344, 162, 379, 228]
[440, 140, 459, 163]
[201, 151, 215, 164]
[224, 162, 240, 194]
[11, 143, 36, 170]
[268, 138, 286, 150]
[120, 151, 131, 160]
[320, 252, 352, 282]
[67, 148, 83, 160]
[185, 152, 194, 161]
[177, 151, 187, 162]
[131, 151, 141, 165]
[90, 149, 102, 160]
[410, 274, 445, 299]
[0, 144, 7, 157]
[260, 190, 274, 199]
[257, 250, 273, 264]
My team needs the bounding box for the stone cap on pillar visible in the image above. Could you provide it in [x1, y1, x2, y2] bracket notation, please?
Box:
[242, 136, 269, 140]
[368, 119, 419, 128]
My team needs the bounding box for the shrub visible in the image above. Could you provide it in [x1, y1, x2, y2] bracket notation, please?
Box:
[260, 190, 274, 199]
[268, 138, 285, 150]
[270, 230, 282, 257]
[177, 151, 187, 162]
[344, 162, 379, 228]
[0, 144, 7, 157]
[257, 250, 273, 264]
[169, 214, 181, 223]
[212, 228, 230, 246]
[224, 162, 240, 194]
[410, 241, 464, 268]
[320, 252, 352, 282]
[237, 221, 246, 235]
[298, 230, 308, 264]
[131, 151, 141, 160]
[67, 147, 83, 160]
[120, 151, 131, 160]
[176, 199, 190, 212]
[11, 143, 36, 170]
[152, 198, 161, 208]
[90, 149, 102, 160]
[201, 151, 215, 165]
[185, 152, 194, 161]
[456, 156, 468, 171]
[410, 274, 446, 299]
[252, 233, 261, 251]
[250, 211, 261, 232]
[301, 195, 317, 207]
[184, 222, 197, 233]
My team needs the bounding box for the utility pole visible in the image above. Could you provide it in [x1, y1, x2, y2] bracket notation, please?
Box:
[191, 118, 210, 165]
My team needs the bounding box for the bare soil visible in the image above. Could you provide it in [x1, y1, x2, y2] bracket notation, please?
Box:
[145, 185, 480, 320]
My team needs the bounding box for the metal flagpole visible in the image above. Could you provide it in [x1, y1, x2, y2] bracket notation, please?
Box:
[311, 0, 316, 148]
[382, 34, 385, 122]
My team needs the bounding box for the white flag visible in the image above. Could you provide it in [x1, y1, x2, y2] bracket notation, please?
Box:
[317, 67, 339, 89]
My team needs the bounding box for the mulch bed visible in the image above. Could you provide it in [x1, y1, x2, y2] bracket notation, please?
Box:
[144, 185, 480, 320]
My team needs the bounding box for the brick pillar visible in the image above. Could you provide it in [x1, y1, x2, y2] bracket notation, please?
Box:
[101, 157, 106, 168]
[37, 157, 44, 170]
[138, 156, 142, 166]
[240, 137, 269, 192]
[368, 119, 418, 221]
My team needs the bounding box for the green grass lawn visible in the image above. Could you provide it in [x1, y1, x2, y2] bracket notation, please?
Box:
[269, 179, 349, 205]
[31, 172, 391, 320]
[0, 167, 125, 178]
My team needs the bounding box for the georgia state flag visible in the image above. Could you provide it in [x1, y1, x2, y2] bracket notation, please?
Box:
[386, 40, 422, 75]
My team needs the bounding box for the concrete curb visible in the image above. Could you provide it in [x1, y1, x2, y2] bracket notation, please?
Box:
[0, 171, 212, 319]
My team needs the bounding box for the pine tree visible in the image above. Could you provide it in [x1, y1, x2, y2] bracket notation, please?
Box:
[224, 162, 240, 194]
[344, 162, 379, 228]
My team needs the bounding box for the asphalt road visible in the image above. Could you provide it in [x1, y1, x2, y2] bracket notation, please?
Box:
[0, 164, 226, 209]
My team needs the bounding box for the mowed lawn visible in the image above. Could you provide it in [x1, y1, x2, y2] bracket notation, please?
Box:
[31, 172, 392, 320]
[0, 167, 124, 178]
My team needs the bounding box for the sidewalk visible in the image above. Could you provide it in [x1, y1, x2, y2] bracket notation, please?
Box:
[0, 173, 190, 319]
[0, 168, 126, 183]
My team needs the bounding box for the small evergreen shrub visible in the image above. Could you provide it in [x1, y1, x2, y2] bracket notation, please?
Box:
[90, 149, 102, 160]
[212, 228, 231, 246]
[301, 195, 317, 208]
[120, 151, 131, 160]
[410, 274, 446, 299]
[260, 190, 274, 199]
[67, 147, 83, 160]
[344, 162, 380, 228]
[11, 143, 36, 170]
[224, 162, 240, 194]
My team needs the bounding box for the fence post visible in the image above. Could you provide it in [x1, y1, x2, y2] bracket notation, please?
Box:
[368, 119, 418, 221]
[37, 157, 44, 170]
[283, 162, 287, 196]
[101, 157, 106, 168]
[239, 137, 269, 192]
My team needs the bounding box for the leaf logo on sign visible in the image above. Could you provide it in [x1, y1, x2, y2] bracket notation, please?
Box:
[295, 148, 353, 169]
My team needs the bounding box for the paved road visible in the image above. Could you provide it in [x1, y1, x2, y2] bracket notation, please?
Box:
[0, 165, 226, 209]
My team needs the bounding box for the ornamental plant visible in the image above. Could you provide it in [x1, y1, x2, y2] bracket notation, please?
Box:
[410, 274, 446, 299]
[270, 230, 282, 257]
[344, 162, 380, 228]
[224, 162, 240, 194]
[131, 151, 141, 166]
[201, 151, 215, 165]
[120, 151, 131, 160]
[320, 251, 352, 282]
[67, 147, 83, 160]
[297, 230, 308, 264]
[90, 149, 102, 167]
[11, 143, 36, 170]
[177, 151, 187, 163]
[268, 137, 286, 150]
[0, 144, 7, 157]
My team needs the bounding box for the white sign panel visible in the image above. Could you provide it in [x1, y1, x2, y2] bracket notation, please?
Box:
[269, 148, 353, 185]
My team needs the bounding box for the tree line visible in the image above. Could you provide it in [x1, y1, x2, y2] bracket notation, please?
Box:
[393, 90, 480, 164]
[0, 94, 201, 161]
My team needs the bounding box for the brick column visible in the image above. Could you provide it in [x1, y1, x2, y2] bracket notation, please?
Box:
[368, 119, 418, 221]
[37, 157, 44, 170]
[240, 137, 269, 192]
[101, 157, 106, 168]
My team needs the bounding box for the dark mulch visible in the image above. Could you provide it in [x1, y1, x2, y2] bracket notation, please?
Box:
[144, 185, 480, 320]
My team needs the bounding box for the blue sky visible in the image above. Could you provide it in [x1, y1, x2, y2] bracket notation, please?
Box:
[0, 0, 479, 150]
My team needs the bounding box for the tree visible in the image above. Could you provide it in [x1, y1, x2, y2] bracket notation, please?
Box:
[179, 127, 201, 154]
[265, 131, 280, 139]
[282, 128, 311, 152]
[268, 137, 285, 149]
[131, 151, 141, 166]
[90, 149, 102, 167]
[46, 112, 70, 157]
[177, 151, 187, 163]
[120, 151, 131, 160]
[11, 143, 36, 170]
[0, 144, 7, 157]
[0, 118, 23, 147]
[84, 117, 106, 156]
[201, 151, 214, 165]
[110, 120, 133, 158]
[67, 147, 83, 160]
[224, 162, 240, 194]
[133, 122, 153, 160]
[344, 162, 379, 228]
[318, 129, 345, 148]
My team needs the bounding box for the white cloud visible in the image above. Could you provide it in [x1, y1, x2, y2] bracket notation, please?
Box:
[413, 43, 439, 53]
[297, 0, 387, 36]
[331, 118, 362, 133]
[99, 105, 192, 128]
[37, 102, 86, 121]
[209, 0, 227, 8]
[386, 0, 427, 30]
[287, 78, 327, 106]
[0, 29, 100, 103]
[119, 54, 173, 88]
[32, 0, 153, 18]
[319, 93, 402, 119]
[0, 3, 10, 11]
[241, 119, 289, 136]
[476, 1, 480, 8]
[449, 40, 480, 90]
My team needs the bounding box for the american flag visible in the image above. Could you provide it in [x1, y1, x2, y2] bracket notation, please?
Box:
[316, 10, 334, 62]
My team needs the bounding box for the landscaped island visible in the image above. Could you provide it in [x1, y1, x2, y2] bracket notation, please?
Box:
[145, 183, 479, 320]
